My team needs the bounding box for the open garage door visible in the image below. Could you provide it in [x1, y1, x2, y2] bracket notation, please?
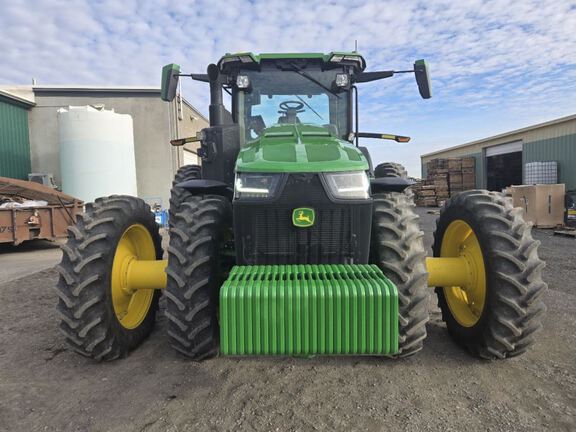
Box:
[486, 141, 523, 191]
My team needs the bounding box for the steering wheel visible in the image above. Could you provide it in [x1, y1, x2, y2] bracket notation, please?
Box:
[279, 100, 305, 113]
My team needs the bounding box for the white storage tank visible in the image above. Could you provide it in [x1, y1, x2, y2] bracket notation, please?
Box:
[58, 106, 138, 203]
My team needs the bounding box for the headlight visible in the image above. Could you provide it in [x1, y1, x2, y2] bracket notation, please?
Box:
[323, 171, 370, 200]
[234, 173, 283, 199]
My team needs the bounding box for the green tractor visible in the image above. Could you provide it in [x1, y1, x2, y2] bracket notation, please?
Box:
[55, 52, 547, 361]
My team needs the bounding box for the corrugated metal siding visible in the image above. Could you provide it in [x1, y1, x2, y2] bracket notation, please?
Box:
[0, 99, 31, 179]
[523, 133, 576, 190]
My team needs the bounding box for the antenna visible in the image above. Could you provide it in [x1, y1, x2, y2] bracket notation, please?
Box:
[354, 40, 358, 52]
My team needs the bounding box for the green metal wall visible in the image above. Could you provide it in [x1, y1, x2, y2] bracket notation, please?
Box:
[0, 98, 31, 179]
[523, 133, 576, 191]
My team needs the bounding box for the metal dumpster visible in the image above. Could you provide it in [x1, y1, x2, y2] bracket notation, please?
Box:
[0, 176, 83, 245]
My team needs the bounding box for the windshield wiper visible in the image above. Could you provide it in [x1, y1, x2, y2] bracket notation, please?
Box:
[294, 95, 324, 120]
[289, 62, 340, 99]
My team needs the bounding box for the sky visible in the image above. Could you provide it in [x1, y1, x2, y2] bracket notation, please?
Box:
[1, 0, 575, 176]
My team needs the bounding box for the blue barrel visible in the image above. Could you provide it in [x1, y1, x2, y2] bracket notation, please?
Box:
[154, 209, 169, 227]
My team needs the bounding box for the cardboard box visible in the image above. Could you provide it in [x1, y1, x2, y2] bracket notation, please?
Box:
[511, 184, 566, 228]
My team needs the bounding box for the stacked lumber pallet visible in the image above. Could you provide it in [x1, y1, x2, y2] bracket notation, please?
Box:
[424, 157, 476, 199]
[448, 158, 463, 195]
[413, 181, 438, 207]
[414, 157, 477, 206]
[462, 157, 476, 190]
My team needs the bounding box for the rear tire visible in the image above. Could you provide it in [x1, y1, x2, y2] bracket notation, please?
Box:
[374, 162, 408, 179]
[370, 191, 429, 356]
[433, 190, 547, 359]
[55, 196, 162, 361]
[169, 164, 201, 228]
[173, 164, 202, 185]
[165, 194, 232, 359]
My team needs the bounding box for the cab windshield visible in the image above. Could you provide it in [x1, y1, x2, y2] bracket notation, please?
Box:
[235, 68, 350, 144]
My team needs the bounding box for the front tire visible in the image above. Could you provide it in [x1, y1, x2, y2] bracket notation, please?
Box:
[55, 196, 162, 361]
[433, 190, 547, 359]
[370, 191, 429, 356]
[165, 194, 232, 359]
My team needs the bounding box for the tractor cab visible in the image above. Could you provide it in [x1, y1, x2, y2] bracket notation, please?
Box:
[162, 53, 432, 193]
[220, 53, 364, 144]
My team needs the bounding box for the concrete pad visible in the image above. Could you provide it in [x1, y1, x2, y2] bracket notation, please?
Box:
[0, 240, 62, 284]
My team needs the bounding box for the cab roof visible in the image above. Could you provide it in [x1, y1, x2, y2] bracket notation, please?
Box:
[218, 52, 367, 71]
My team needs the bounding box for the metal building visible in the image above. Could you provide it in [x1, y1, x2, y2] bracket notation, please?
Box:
[0, 90, 34, 179]
[421, 114, 576, 191]
[0, 86, 208, 206]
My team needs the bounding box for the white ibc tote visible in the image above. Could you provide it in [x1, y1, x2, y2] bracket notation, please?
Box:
[57, 106, 138, 203]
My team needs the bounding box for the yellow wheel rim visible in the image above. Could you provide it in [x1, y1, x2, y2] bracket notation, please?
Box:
[440, 220, 486, 327]
[111, 224, 156, 329]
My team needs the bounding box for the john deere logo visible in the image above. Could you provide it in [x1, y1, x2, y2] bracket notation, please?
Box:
[293, 208, 315, 228]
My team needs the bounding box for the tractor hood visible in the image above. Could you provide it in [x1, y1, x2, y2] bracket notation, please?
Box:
[236, 124, 369, 173]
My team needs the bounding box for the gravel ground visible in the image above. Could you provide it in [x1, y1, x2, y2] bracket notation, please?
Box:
[0, 209, 574, 432]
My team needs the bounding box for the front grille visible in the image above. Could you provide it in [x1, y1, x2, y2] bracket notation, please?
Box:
[234, 174, 372, 265]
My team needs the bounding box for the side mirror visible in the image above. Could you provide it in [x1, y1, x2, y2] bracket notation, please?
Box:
[414, 59, 432, 99]
[161, 63, 181, 102]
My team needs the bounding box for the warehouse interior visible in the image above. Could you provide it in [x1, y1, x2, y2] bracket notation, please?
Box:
[485, 141, 523, 191]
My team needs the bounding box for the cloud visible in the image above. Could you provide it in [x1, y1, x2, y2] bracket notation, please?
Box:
[0, 0, 574, 176]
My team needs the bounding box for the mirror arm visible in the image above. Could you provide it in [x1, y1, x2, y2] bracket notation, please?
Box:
[353, 70, 395, 83]
[178, 73, 210, 83]
[353, 69, 418, 83]
[170, 131, 206, 147]
[356, 132, 411, 143]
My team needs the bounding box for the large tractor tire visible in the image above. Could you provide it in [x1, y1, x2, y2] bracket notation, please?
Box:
[370, 191, 429, 357]
[173, 164, 201, 185]
[55, 196, 162, 361]
[169, 164, 201, 227]
[164, 194, 233, 359]
[433, 190, 547, 359]
[374, 162, 408, 179]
